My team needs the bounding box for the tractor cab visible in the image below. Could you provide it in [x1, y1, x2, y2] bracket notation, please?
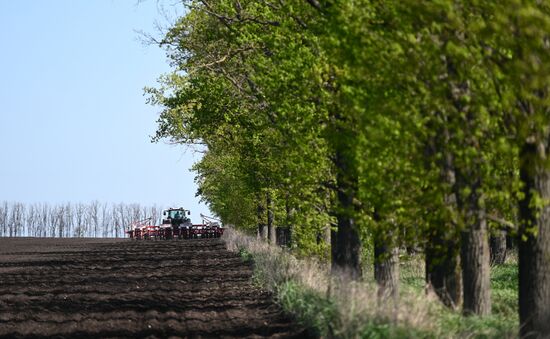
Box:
[162, 208, 191, 226]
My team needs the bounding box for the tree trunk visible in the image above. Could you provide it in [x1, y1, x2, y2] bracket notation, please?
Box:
[324, 224, 331, 246]
[257, 202, 267, 241]
[266, 192, 276, 244]
[331, 148, 362, 280]
[518, 142, 550, 338]
[459, 183, 491, 316]
[276, 227, 290, 247]
[456, 162, 490, 316]
[422, 115, 463, 308]
[332, 203, 362, 280]
[330, 228, 338, 266]
[425, 230, 462, 309]
[506, 234, 515, 250]
[489, 231, 507, 266]
[374, 238, 399, 301]
[281, 193, 292, 246]
[445, 54, 490, 316]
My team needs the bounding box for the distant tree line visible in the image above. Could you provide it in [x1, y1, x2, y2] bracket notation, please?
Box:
[0, 201, 165, 238]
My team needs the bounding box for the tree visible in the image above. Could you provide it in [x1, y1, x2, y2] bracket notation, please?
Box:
[470, 0, 550, 334]
[147, 1, 549, 331]
[0, 202, 8, 237]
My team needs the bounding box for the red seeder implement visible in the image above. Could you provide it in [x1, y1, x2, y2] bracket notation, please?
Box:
[126, 208, 224, 240]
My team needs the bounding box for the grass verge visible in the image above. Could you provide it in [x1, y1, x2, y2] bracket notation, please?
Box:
[223, 228, 518, 338]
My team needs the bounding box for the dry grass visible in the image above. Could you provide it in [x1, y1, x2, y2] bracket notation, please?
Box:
[224, 227, 445, 338]
[224, 227, 518, 338]
[224, 226, 328, 292]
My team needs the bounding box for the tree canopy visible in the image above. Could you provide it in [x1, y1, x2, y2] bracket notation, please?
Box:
[148, 1, 550, 336]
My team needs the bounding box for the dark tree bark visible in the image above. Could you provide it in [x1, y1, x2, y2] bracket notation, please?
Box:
[281, 193, 292, 246]
[284, 192, 294, 246]
[489, 231, 507, 266]
[505, 234, 515, 250]
[332, 200, 362, 279]
[275, 193, 294, 246]
[330, 227, 338, 265]
[456, 173, 491, 316]
[460, 216, 491, 316]
[518, 142, 550, 338]
[331, 148, 362, 280]
[444, 54, 491, 316]
[325, 68, 362, 280]
[257, 202, 267, 241]
[374, 236, 399, 301]
[425, 230, 462, 309]
[266, 192, 276, 244]
[276, 227, 291, 247]
[424, 125, 463, 309]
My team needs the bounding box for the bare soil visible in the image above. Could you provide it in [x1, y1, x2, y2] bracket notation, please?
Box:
[0, 237, 309, 338]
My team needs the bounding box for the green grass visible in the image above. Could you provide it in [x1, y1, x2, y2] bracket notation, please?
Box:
[277, 281, 336, 337]
[490, 263, 518, 321]
[231, 230, 519, 338]
[399, 255, 426, 294]
[292, 258, 517, 337]
[277, 280, 433, 339]
[238, 247, 254, 263]
[396, 256, 518, 338]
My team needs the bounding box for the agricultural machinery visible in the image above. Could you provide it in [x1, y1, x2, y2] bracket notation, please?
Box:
[125, 208, 224, 240]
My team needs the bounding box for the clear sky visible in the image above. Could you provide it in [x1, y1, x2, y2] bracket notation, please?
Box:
[0, 1, 212, 222]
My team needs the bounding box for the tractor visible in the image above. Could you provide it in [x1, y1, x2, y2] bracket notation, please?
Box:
[160, 207, 193, 239]
[126, 208, 224, 240]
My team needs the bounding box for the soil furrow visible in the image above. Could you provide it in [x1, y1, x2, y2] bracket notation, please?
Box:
[0, 237, 308, 338]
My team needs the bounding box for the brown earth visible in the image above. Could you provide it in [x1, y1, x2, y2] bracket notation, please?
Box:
[0, 237, 309, 338]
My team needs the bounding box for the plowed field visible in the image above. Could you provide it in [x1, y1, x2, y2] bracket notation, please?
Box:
[0, 238, 308, 338]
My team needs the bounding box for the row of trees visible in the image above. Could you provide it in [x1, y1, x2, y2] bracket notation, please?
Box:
[0, 201, 165, 238]
[148, 1, 549, 337]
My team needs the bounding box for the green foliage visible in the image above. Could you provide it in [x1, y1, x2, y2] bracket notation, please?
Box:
[280, 280, 431, 339]
[238, 247, 253, 263]
[277, 281, 336, 338]
[148, 0, 338, 257]
[491, 263, 518, 320]
[148, 0, 550, 331]
[283, 258, 518, 338]
[437, 313, 516, 339]
[239, 229, 518, 338]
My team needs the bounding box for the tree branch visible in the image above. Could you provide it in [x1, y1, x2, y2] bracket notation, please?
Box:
[487, 214, 516, 230]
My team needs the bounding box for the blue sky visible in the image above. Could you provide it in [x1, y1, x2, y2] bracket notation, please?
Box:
[0, 1, 212, 222]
